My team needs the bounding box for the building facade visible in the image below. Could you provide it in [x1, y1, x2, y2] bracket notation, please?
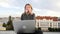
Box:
[35, 16, 60, 31]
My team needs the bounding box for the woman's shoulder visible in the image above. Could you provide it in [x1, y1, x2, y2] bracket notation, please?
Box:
[21, 13, 26, 15]
[31, 13, 35, 15]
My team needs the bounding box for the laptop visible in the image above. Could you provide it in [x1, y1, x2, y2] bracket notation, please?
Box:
[13, 20, 36, 33]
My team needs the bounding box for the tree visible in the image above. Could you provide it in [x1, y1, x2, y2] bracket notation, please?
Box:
[6, 16, 14, 30]
[3, 23, 6, 27]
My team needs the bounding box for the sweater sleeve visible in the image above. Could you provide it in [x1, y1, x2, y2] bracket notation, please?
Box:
[21, 14, 23, 20]
[32, 13, 35, 20]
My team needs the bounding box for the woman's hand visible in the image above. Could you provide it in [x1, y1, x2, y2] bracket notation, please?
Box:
[25, 9, 28, 13]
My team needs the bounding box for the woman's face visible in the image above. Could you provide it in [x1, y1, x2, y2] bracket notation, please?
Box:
[25, 5, 32, 14]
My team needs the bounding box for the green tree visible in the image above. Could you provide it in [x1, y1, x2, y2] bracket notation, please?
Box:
[6, 16, 14, 30]
[3, 23, 6, 27]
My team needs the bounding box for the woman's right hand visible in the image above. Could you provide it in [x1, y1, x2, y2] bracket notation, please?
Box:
[25, 9, 28, 13]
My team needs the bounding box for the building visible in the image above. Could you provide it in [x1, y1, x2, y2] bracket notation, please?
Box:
[35, 16, 60, 31]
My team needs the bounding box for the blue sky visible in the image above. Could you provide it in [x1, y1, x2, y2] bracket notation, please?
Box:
[0, 0, 60, 17]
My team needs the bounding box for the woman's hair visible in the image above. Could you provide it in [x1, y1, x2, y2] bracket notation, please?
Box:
[24, 4, 33, 10]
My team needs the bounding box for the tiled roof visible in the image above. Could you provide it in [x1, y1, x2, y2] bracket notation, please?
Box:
[36, 16, 58, 21]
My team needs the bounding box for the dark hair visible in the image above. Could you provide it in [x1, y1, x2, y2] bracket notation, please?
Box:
[24, 4, 33, 10]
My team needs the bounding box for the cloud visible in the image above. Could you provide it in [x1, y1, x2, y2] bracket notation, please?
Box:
[0, 0, 60, 17]
[56, 2, 60, 8]
[0, 0, 20, 9]
[33, 8, 60, 17]
[0, 2, 10, 8]
[0, 11, 21, 17]
[31, 0, 41, 3]
[46, 10, 60, 17]
[44, 0, 60, 11]
[33, 8, 41, 11]
[0, 0, 10, 7]
[31, 0, 60, 12]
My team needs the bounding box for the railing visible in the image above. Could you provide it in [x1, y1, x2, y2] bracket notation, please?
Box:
[35, 20, 60, 28]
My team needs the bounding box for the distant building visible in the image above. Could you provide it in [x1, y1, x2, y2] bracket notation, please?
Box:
[35, 16, 60, 31]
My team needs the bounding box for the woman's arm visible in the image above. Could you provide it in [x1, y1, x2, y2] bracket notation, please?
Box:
[31, 13, 35, 20]
[33, 13, 35, 20]
[21, 14, 23, 20]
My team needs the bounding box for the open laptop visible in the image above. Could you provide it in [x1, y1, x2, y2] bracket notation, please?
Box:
[13, 20, 36, 33]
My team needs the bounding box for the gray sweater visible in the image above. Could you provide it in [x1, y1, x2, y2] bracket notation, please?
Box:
[21, 13, 35, 20]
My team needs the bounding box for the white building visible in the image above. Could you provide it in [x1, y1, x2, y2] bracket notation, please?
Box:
[35, 16, 60, 31]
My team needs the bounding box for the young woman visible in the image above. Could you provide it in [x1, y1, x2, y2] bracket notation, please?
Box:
[21, 4, 35, 20]
[20, 4, 43, 34]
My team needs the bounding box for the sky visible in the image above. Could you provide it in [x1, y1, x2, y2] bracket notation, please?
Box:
[0, 0, 60, 17]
